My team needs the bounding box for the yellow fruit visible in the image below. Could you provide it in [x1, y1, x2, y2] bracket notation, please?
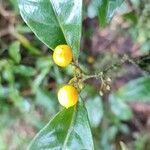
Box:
[58, 85, 78, 108]
[53, 45, 73, 67]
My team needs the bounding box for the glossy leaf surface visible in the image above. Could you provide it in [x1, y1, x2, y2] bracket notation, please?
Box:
[19, 0, 82, 59]
[29, 100, 94, 150]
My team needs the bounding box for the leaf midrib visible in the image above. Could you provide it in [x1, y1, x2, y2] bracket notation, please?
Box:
[62, 105, 77, 149]
[50, 1, 68, 46]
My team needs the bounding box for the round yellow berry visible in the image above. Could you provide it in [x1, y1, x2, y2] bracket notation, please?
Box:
[53, 45, 73, 67]
[58, 85, 78, 108]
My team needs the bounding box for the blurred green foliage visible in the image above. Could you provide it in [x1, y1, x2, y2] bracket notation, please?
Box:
[0, 0, 150, 149]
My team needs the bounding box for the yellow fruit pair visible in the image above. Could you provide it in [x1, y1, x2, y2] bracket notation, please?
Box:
[53, 44, 78, 108]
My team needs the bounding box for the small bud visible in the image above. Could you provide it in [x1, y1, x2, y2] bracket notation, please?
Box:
[79, 83, 84, 90]
[106, 77, 111, 82]
[75, 67, 81, 73]
[106, 85, 110, 91]
[99, 91, 103, 96]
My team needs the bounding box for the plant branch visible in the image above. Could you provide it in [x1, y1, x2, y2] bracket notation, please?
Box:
[81, 54, 149, 83]
[82, 55, 129, 82]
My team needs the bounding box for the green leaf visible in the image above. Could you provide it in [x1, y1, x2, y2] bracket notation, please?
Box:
[29, 100, 94, 150]
[123, 11, 138, 24]
[110, 98, 133, 121]
[98, 0, 124, 27]
[8, 41, 21, 63]
[9, 88, 28, 112]
[18, 0, 82, 59]
[85, 96, 103, 128]
[88, 0, 124, 27]
[10, 0, 19, 13]
[36, 56, 53, 70]
[109, 77, 150, 120]
[36, 88, 59, 115]
[14, 65, 36, 77]
[2, 63, 14, 83]
[0, 86, 9, 99]
[98, 0, 109, 27]
[111, 77, 150, 102]
[100, 126, 118, 150]
[33, 68, 50, 91]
